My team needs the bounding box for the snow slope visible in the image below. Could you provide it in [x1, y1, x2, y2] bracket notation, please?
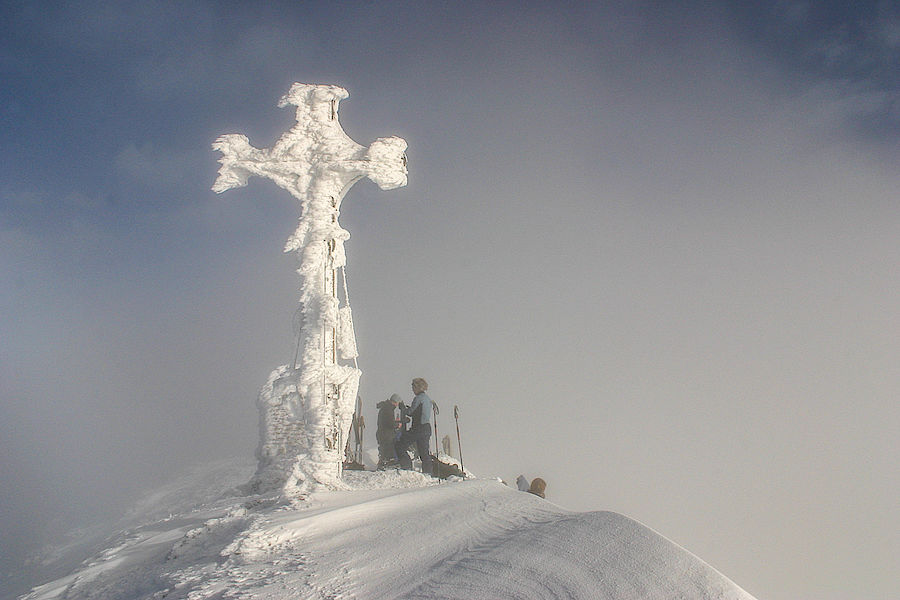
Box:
[21, 461, 755, 600]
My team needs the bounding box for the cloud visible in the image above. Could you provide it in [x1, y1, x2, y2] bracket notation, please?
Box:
[727, 2, 899, 158]
[19, 1, 212, 53]
[129, 20, 322, 102]
[871, 1, 900, 48]
[0, 183, 112, 236]
[115, 142, 194, 187]
[0, 48, 27, 75]
[767, 0, 899, 83]
[875, 12, 900, 48]
[3, 5, 898, 600]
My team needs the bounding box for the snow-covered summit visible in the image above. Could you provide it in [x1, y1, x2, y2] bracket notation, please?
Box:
[21, 460, 755, 600]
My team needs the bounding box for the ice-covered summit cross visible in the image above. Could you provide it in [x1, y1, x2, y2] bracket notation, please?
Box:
[212, 83, 407, 496]
[213, 84, 407, 252]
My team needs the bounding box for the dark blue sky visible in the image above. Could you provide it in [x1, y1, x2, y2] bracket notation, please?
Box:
[2, 3, 897, 600]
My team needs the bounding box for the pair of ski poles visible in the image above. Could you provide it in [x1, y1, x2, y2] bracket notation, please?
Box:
[432, 402, 465, 475]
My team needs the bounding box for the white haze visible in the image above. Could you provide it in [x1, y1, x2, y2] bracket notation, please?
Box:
[1, 4, 897, 600]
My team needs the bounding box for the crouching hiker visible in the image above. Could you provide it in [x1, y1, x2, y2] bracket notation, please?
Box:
[376, 394, 402, 470]
[395, 378, 433, 475]
[528, 477, 547, 499]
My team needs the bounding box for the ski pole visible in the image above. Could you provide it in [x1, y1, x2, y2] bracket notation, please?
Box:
[357, 415, 365, 464]
[454, 405, 464, 476]
[356, 395, 364, 464]
[432, 402, 439, 456]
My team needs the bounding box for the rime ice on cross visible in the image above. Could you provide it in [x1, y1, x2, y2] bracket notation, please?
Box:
[212, 83, 407, 496]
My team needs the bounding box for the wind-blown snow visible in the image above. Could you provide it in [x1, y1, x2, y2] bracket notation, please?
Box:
[21, 461, 755, 600]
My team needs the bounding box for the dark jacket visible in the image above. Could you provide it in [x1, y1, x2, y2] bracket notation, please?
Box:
[376, 398, 399, 445]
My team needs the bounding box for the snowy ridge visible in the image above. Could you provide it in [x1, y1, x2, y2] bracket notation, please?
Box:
[21, 462, 755, 600]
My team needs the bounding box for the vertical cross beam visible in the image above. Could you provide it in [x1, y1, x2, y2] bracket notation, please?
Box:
[213, 83, 407, 494]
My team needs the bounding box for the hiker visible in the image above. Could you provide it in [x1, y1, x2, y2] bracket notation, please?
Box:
[528, 477, 547, 499]
[516, 475, 530, 492]
[376, 394, 402, 469]
[395, 377, 433, 475]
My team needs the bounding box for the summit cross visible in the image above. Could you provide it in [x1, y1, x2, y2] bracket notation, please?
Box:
[212, 83, 408, 495]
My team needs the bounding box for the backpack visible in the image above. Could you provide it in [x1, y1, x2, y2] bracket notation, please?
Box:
[431, 455, 465, 479]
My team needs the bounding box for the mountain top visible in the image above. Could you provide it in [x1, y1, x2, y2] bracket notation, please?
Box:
[22, 460, 755, 600]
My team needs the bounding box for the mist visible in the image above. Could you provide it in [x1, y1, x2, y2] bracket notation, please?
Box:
[2, 3, 897, 599]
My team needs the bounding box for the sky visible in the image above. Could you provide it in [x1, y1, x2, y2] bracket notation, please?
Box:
[0, 1, 897, 599]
